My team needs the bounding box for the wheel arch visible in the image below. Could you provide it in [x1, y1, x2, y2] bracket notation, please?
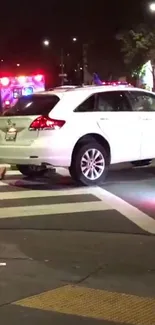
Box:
[70, 133, 111, 166]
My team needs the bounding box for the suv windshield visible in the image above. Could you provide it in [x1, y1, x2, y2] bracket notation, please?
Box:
[2, 94, 60, 116]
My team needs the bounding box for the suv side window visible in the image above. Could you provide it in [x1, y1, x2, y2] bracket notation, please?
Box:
[75, 95, 96, 112]
[128, 91, 155, 111]
[96, 91, 131, 112]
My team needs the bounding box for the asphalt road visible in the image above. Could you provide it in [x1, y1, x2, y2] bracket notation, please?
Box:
[0, 164, 155, 325]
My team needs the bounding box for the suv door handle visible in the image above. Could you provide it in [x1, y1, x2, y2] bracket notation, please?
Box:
[100, 118, 109, 120]
[142, 118, 151, 120]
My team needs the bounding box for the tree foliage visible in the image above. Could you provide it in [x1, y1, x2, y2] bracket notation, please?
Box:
[116, 24, 155, 74]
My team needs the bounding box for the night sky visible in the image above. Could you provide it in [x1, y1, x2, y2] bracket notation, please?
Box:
[0, 1, 150, 81]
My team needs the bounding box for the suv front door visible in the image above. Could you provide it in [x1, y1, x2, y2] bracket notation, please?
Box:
[127, 90, 155, 160]
[96, 90, 141, 163]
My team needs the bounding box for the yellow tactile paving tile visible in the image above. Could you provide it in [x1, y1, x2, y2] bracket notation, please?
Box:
[13, 285, 155, 325]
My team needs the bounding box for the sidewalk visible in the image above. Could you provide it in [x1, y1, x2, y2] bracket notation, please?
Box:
[0, 230, 155, 325]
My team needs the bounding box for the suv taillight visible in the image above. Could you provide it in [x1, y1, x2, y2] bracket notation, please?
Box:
[29, 116, 65, 130]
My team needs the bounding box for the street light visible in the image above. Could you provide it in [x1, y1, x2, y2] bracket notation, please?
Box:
[43, 39, 50, 46]
[149, 2, 155, 11]
[17, 63, 20, 67]
[72, 37, 77, 42]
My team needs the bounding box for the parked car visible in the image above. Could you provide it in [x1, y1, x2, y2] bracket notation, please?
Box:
[0, 85, 155, 185]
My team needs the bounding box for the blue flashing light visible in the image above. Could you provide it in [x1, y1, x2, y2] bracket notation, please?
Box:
[23, 87, 33, 96]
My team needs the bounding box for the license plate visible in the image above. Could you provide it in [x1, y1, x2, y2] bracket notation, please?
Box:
[5, 127, 17, 141]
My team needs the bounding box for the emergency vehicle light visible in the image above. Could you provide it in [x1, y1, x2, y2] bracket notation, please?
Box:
[1, 77, 10, 86]
[23, 86, 33, 96]
[5, 100, 10, 107]
[34, 74, 43, 82]
[18, 76, 26, 84]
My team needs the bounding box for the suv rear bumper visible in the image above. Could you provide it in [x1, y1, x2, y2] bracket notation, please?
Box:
[0, 145, 71, 167]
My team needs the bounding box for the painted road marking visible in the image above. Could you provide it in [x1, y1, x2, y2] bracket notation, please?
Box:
[0, 201, 110, 219]
[0, 181, 7, 186]
[6, 170, 21, 176]
[0, 167, 68, 186]
[0, 187, 94, 200]
[91, 187, 155, 234]
[5, 167, 68, 176]
[0, 178, 46, 186]
[0, 170, 22, 185]
[13, 285, 155, 325]
[1, 169, 155, 234]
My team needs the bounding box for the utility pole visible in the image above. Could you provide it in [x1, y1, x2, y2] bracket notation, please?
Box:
[83, 44, 88, 85]
[77, 63, 81, 84]
[60, 48, 64, 86]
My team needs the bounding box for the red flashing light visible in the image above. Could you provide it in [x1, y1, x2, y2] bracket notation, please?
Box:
[1, 77, 10, 86]
[102, 81, 131, 86]
[29, 116, 65, 130]
[34, 74, 43, 82]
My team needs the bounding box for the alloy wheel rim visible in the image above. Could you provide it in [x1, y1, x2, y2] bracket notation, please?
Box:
[80, 148, 105, 180]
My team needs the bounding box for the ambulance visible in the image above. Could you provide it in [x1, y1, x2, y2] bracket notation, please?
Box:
[0, 73, 45, 112]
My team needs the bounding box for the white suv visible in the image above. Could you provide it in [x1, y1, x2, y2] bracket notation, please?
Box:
[0, 85, 155, 185]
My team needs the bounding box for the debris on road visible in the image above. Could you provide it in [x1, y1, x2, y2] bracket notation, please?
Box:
[0, 262, 6, 266]
[0, 167, 6, 180]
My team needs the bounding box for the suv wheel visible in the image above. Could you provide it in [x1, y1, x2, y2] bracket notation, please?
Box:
[69, 142, 109, 186]
[16, 164, 47, 177]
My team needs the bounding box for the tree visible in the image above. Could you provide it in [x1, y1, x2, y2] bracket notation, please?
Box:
[116, 24, 155, 84]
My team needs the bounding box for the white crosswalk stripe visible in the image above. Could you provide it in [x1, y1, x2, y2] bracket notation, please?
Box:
[93, 187, 155, 234]
[0, 201, 110, 219]
[0, 181, 7, 186]
[0, 188, 94, 200]
[0, 168, 112, 220]
[1, 168, 155, 235]
[0, 168, 70, 187]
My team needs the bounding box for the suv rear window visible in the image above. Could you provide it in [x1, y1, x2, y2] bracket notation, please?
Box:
[3, 94, 60, 116]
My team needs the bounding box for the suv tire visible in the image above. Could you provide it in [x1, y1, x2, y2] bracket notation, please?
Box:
[69, 142, 109, 186]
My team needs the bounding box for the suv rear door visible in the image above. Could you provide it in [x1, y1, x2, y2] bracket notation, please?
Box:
[0, 94, 60, 146]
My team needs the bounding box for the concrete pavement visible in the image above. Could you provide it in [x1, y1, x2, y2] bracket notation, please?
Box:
[1, 166, 155, 324]
[103, 165, 155, 219]
[0, 231, 155, 324]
